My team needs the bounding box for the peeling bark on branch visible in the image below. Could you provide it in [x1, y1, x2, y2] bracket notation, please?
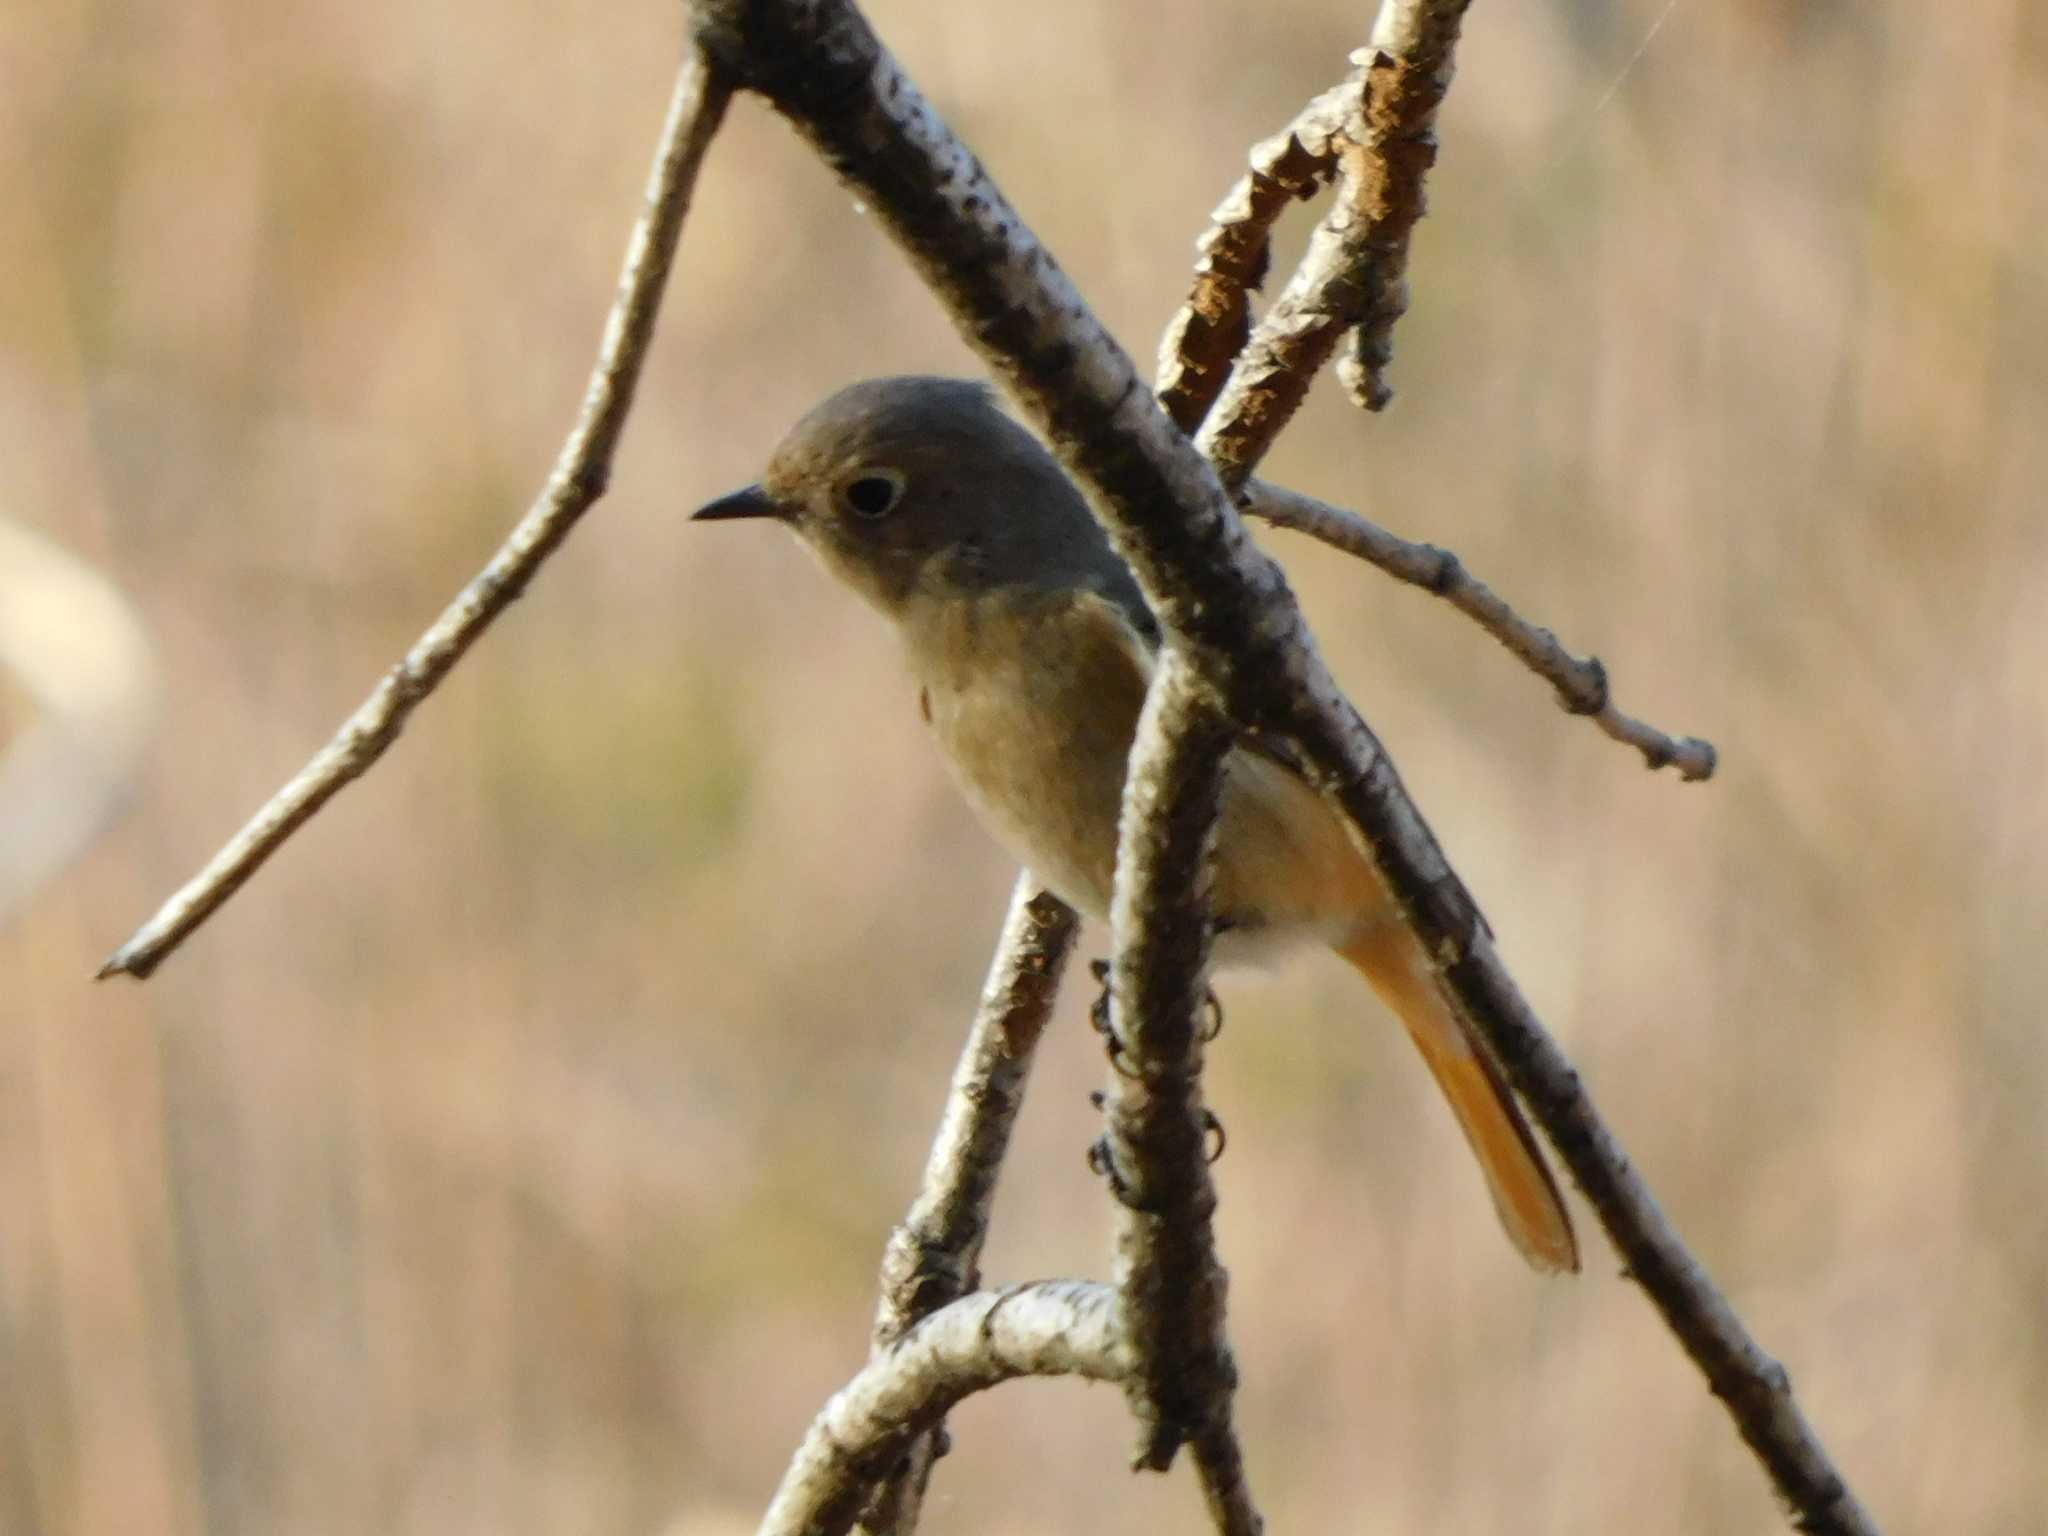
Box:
[1197, 8, 1472, 488]
[1155, 73, 1365, 433]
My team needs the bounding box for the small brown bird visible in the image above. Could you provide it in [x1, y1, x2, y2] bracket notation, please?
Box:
[695, 376, 1578, 1273]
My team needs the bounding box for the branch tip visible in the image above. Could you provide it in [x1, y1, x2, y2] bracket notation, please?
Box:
[1243, 480, 1718, 783]
[97, 49, 734, 979]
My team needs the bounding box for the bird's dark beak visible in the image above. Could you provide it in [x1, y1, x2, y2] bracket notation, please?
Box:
[690, 484, 787, 523]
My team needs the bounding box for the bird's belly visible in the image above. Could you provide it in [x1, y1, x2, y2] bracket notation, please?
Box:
[908, 591, 1375, 949]
[924, 695, 1374, 959]
[924, 669, 1133, 921]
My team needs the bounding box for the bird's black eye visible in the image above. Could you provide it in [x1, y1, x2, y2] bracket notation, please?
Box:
[841, 470, 905, 520]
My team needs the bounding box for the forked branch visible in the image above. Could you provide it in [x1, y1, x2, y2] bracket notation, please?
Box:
[1155, 70, 1367, 434]
[1159, 22, 1713, 781]
[1196, 4, 1473, 489]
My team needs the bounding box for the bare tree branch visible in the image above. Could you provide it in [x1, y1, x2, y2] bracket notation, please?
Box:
[1154, 71, 1364, 434]
[1245, 480, 1718, 780]
[857, 877, 1077, 1536]
[1095, 647, 1259, 1532]
[758, 1282, 1126, 1536]
[96, 46, 735, 981]
[1196, 5, 1473, 489]
[694, 4, 1879, 1530]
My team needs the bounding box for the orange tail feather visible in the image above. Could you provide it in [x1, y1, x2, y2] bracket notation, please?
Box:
[1337, 927, 1579, 1275]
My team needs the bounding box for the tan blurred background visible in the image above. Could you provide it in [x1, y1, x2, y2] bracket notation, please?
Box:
[4, 0, 2043, 1531]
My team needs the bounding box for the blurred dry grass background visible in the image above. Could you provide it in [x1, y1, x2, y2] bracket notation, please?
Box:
[4, 0, 2044, 1531]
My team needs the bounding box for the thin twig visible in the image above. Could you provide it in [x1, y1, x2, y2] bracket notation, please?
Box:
[1096, 647, 1260, 1532]
[1197, 3, 1474, 490]
[1154, 72, 1364, 434]
[856, 878, 1077, 1536]
[96, 48, 735, 981]
[757, 1281, 1126, 1536]
[697, 4, 1879, 1530]
[1245, 480, 1717, 780]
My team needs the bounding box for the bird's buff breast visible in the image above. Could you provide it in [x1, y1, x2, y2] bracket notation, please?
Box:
[905, 589, 1147, 922]
[901, 588, 1374, 952]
